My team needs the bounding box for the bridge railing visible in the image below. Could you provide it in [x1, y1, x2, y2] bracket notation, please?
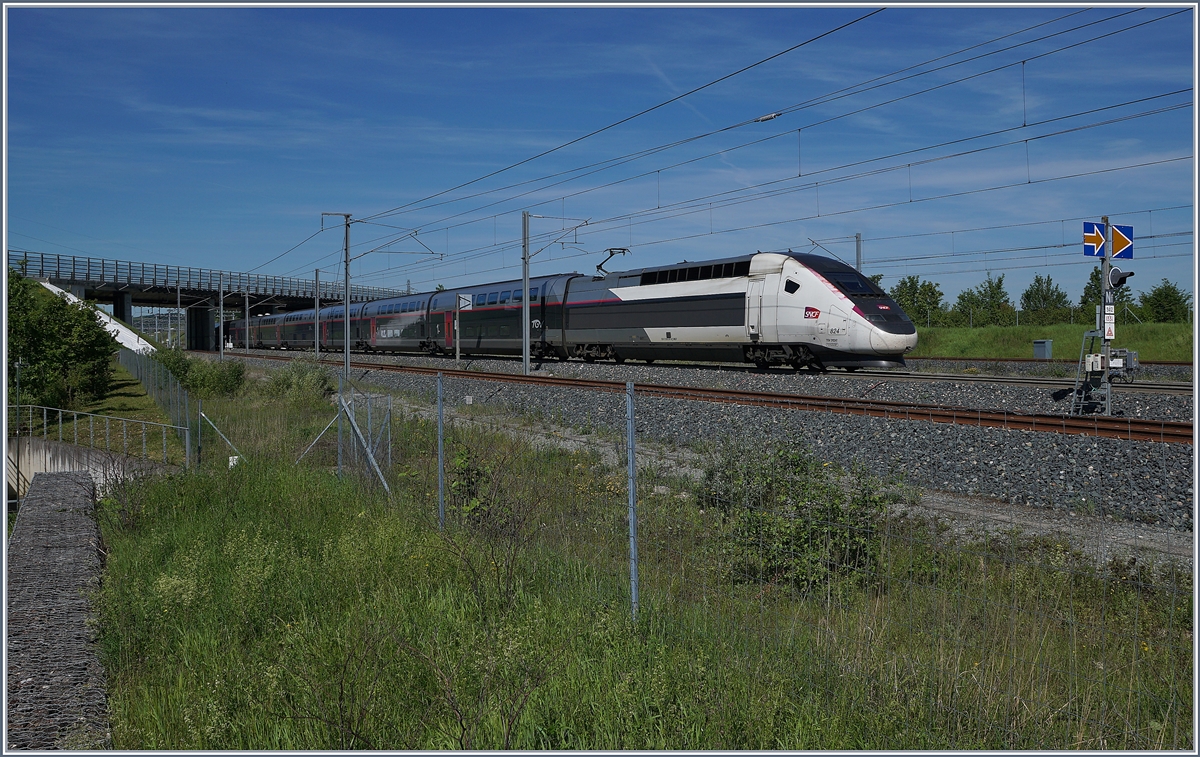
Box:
[8, 249, 400, 302]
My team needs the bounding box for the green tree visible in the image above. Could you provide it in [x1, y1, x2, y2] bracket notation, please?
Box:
[1020, 274, 1069, 311]
[7, 268, 118, 407]
[953, 273, 1012, 326]
[867, 273, 884, 288]
[888, 275, 945, 326]
[1139, 279, 1192, 323]
[1019, 274, 1073, 325]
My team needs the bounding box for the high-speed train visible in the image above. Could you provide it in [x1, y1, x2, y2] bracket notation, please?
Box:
[222, 251, 917, 370]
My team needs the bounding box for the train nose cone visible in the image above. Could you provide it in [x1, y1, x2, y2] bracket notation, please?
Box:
[869, 327, 918, 355]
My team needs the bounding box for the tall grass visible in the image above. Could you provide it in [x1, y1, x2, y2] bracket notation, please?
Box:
[911, 322, 1193, 362]
[95, 368, 1193, 749]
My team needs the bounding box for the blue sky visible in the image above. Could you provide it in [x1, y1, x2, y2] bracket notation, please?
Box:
[5, 6, 1195, 309]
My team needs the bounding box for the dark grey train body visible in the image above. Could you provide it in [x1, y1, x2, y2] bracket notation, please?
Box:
[223, 251, 917, 370]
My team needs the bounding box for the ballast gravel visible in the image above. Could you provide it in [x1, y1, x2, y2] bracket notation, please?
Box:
[230, 350, 1194, 534]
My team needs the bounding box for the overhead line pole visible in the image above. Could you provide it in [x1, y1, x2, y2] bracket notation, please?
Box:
[521, 211, 590, 376]
[522, 211, 531, 376]
[322, 213, 353, 380]
[314, 269, 320, 360]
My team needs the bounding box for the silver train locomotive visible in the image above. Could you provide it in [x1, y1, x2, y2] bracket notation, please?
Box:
[224, 251, 917, 370]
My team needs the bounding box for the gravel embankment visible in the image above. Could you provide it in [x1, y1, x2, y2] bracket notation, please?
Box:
[249, 349, 1192, 421]
[230, 350, 1194, 535]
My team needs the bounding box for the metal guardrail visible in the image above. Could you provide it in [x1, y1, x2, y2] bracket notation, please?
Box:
[8, 405, 189, 466]
[8, 249, 402, 302]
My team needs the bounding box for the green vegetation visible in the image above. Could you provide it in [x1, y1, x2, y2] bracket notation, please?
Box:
[151, 347, 246, 398]
[890, 271, 1193, 329]
[911, 322, 1193, 362]
[7, 266, 118, 407]
[95, 368, 1192, 749]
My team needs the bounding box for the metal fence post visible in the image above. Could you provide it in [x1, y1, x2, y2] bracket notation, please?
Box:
[437, 372, 445, 531]
[337, 375, 343, 478]
[627, 380, 639, 623]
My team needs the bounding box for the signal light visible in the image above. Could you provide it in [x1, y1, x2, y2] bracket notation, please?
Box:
[1109, 267, 1134, 289]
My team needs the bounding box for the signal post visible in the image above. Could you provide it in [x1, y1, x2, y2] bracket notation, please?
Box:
[1076, 217, 1134, 415]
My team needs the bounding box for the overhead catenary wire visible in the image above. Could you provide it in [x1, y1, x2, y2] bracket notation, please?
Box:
[356, 8, 886, 226]
[353, 154, 1192, 288]
[348, 92, 1191, 280]
[360, 7, 1124, 225]
[240, 7, 1189, 292]
[357, 7, 1175, 241]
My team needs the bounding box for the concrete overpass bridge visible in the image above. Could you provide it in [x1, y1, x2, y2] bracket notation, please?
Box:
[8, 249, 406, 350]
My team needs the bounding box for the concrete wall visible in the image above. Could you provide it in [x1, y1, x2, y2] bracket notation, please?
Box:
[6, 436, 169, 501]
[188, 306, 215, 351]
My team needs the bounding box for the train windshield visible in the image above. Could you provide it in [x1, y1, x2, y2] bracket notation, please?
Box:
[824, 271, 883, 297]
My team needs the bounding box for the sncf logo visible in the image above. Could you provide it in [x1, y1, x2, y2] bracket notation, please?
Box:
[877, 304, 891, 310]
[804, 307, 820, 319]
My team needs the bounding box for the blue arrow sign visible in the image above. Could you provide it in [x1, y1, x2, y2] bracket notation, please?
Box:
[1083, 221, 1106, 256]
[1111, 224, 1134, 259]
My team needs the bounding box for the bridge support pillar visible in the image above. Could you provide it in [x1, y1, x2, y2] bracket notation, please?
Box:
[68, 285, 87, 300]
[111, 292, 132, 325]
[187, 307, 215, 351]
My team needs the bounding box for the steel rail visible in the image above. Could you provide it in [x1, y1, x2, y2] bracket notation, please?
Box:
[836, 368, 1192, 395]
[908, 356, 1193, 367]
[223, 351, 1194, 445]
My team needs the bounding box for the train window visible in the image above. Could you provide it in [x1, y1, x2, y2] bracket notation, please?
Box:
[411, 302, 418, 311]
[784, 279, 800, 294]
[500, 325, 510, 336]
[476, 294, 487, 307]
[667, 269, 679, 283]
[513, 289, 522, 303]
[698, 265, 712, 280]
[686, 267, 699, 281]
[499, 291, 510, 304]
[640, 271, 658, 286]
[734, 261, 751, 276]
[488, 292, 499, 305]
[529, 285, 539, 299]
[825, 272, 877, 296]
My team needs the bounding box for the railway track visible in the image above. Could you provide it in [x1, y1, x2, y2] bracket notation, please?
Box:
[213, 347, 1192, 395]
[908, 355, 1192, 366]
[836, 368, 1192, 395]
[223, 350, 1194, 445]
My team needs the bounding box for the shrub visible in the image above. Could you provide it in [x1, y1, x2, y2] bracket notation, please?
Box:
[700, 444, 889, 595]
[260, 359, 334, 405]
[151, 348, 245, 398]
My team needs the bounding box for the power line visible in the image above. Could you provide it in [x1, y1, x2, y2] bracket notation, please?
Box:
[358, 8, 886, 225]
[353, 8, 1092, 226]
[813, 205, 1194, 244]
[355, 91, 1190, 275]
[363, 7, 1169, 237]
[370, 153, 1191, 285]
[247, 9, 1182, 281]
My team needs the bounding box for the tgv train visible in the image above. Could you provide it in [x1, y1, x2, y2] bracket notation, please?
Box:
[222, 251, 917, 370]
